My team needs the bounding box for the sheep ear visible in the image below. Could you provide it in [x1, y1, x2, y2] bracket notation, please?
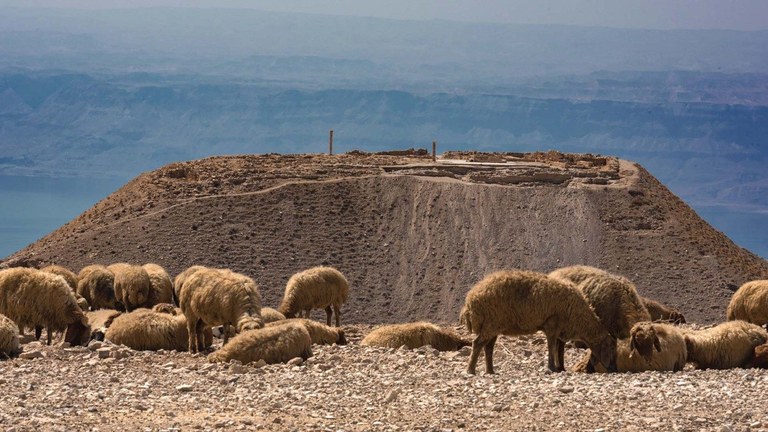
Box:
[654, 335, 662, 352]
[628, 336, 637, 358]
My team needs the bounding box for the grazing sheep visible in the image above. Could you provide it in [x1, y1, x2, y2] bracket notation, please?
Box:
[108, 263, 151, 312]
[151, 303, 179, 315]
[208, 321, 313, 365]
[683, 320, 768, 370]
[641, 297, 686, 324]
[41, 264, 89, 311]
[0, 313, 21, 359]
[105, 308, 213, 351]
[278, 266, 349, 327]
[549, 266, 651, 340]
[77, 265, 118, 311]
[360, 322, 469, 351]
[173, 265, 207, 305]
[178, 268, 264, 353]
[141, 263, 174, 308]
[267, 318, 347, 345]
[727, 280, 768, 326]
[573, 322, 687, 373]
[86, 309, 123, 341]
[0, 268, 91, 346]
[460, 270, 617, 375]
[261, 307, 286, 324]
[751, 344, 768, 368]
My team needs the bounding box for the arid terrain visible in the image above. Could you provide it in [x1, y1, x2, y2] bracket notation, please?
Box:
[2, 151, 768, 431]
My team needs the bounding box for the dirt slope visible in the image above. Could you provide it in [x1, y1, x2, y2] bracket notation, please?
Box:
[4, 151, 767, 324]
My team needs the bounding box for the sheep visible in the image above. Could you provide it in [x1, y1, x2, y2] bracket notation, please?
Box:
[460, 270, 617, 375]
[41, 264, 90, 311]
[0, 267, 91, 346]
[726, 280, 768, 326]
[278, 266, 349, 327]
[151, 303, 179, 315]
[360, 322, 469, 351]
[86, 309, 123, 341]
[683, 320, 768, 369]
[173, 265, 207, 305]
[77, 265, 118, 311]
[261, 307, 286, 324]
[141, 263, 174, 308]
[751, 343, 768, 368]
[208, 321, 313, 365]
[549, 266, 651, 339]
[105, 308, 213, 351]
[641, 296, 686, 324]
[0, 313, 21, 359]
[572, 322, 687, 373]
[178, 267, 264, 353]
[267, 318, 347, 345]
[107, 263, 151, 312]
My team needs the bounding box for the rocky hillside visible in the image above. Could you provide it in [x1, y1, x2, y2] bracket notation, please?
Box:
[4, 151, 767, 324]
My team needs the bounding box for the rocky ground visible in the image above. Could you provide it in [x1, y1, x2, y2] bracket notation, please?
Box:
[2, 325, 766, 432]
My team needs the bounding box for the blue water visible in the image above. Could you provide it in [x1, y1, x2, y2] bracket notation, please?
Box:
[0, 175, 125, 259]
[0, 175, 765, 261]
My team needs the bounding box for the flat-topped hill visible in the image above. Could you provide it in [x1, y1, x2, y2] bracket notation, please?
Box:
[4, 150, 766, 323]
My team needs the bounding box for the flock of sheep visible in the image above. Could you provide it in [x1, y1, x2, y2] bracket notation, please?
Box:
[0, 262, 767, 376]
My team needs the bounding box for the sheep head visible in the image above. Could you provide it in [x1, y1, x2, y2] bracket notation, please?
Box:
[629, 323, 662, 362]
[590, 335, 617, 373]
[336, 328, 348, 345]
[63, 316, 92, 346]
[751, 344, 768, 369]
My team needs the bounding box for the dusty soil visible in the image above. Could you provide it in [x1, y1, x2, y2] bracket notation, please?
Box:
[4, 151, 766, 324]
[2, 325, 766, 432]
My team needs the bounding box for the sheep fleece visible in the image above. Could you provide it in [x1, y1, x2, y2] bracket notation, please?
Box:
[208, 322, 312, 365]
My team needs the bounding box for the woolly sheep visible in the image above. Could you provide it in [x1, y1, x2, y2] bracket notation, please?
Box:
[751, 343, 768, 368]
[267, 318, 347, 345]
[641, 296, 686, 324]
[107, 263, 151, 312]
[77, 265, 118, 311]
[151, 303, 179, 315]
[208, 321, 313, 365]
[727, 280, 768, 326]
[460, 270, 617, 374]
[105, 308, 213, 351]
[573, 322, 687, 373]
[683, 320, 768, 370]
[0, 313, 21, 359]
[173, 265, 207, 305]
[178, 268, 264, 353]
[0, 268, 91, 346]
[41, 264, 89, 311]
[261, 307, 286, 324]
[549, 266, 651, 340]
[141, 263, 174, 308]
[278, 266, 349, 327]
[360, 322, 469, 351]
[86, 309, 123, 341]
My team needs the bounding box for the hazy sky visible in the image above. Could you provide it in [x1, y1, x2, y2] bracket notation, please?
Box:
[2, 0, 767, 31]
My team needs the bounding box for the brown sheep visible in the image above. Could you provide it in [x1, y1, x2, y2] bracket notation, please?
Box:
[41, 265, 78, 290]
[108, 263, 151, 312]
[641, 296, 686, 324]
[573, 322, 687, 373]
[751, 343, 768, 368]
[278, 266, 349, 327]
[77, 265, 118, 310]
[105, 308, 213, 351]
[0, 313, 21, 359]
[141, 263, 174, 308]
[460, 270, 617, 375]
[267, 318, 347, 345]
[208, 321, 313, 365]
[360, 322, 469, 351]
[178, 268, 263, 353]
[727, 280, 768, 326]
[151, 303, 179, 315]
[173, 265, 207, 305]
[261, 307, 286, 324]
[683, 320, 768, 369]
[0, 268, 91, 346]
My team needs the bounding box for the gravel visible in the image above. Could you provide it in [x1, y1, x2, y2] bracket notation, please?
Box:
[1, 326, 766, 431]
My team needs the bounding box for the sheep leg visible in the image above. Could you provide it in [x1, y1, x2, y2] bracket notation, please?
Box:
[222, 324, 230, 346]
[196, 320, 207, 351]
[467, 335, 490, 375]
[555, 339, 566, 372]
[187, 316, 199, 353]
[35, 326, 43, 341]
[546, 333, 564, 372]
[46, 327, 53, 346]
[333, 304, 341, 327]
[484, 336, 498, 374]
[325, 306, 333, 326]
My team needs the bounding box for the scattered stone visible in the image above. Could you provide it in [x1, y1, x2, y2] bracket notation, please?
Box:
[19, 350, 43, 360]
[287, 357, 304, 367]
[176, 384, 194, 393]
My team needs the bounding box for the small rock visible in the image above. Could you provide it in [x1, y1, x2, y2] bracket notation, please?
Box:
[383, 388, 400, 404]
[253, 359, 268, 368]
[19, 350, 43, 360]
[287, 357, 304, 367]
[558, 386, 574, 394]
[720, 425, 735, 432]
[97, 348, 112, 359]
[229, 364, 248, 374]
[176, 384, 194, 393]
